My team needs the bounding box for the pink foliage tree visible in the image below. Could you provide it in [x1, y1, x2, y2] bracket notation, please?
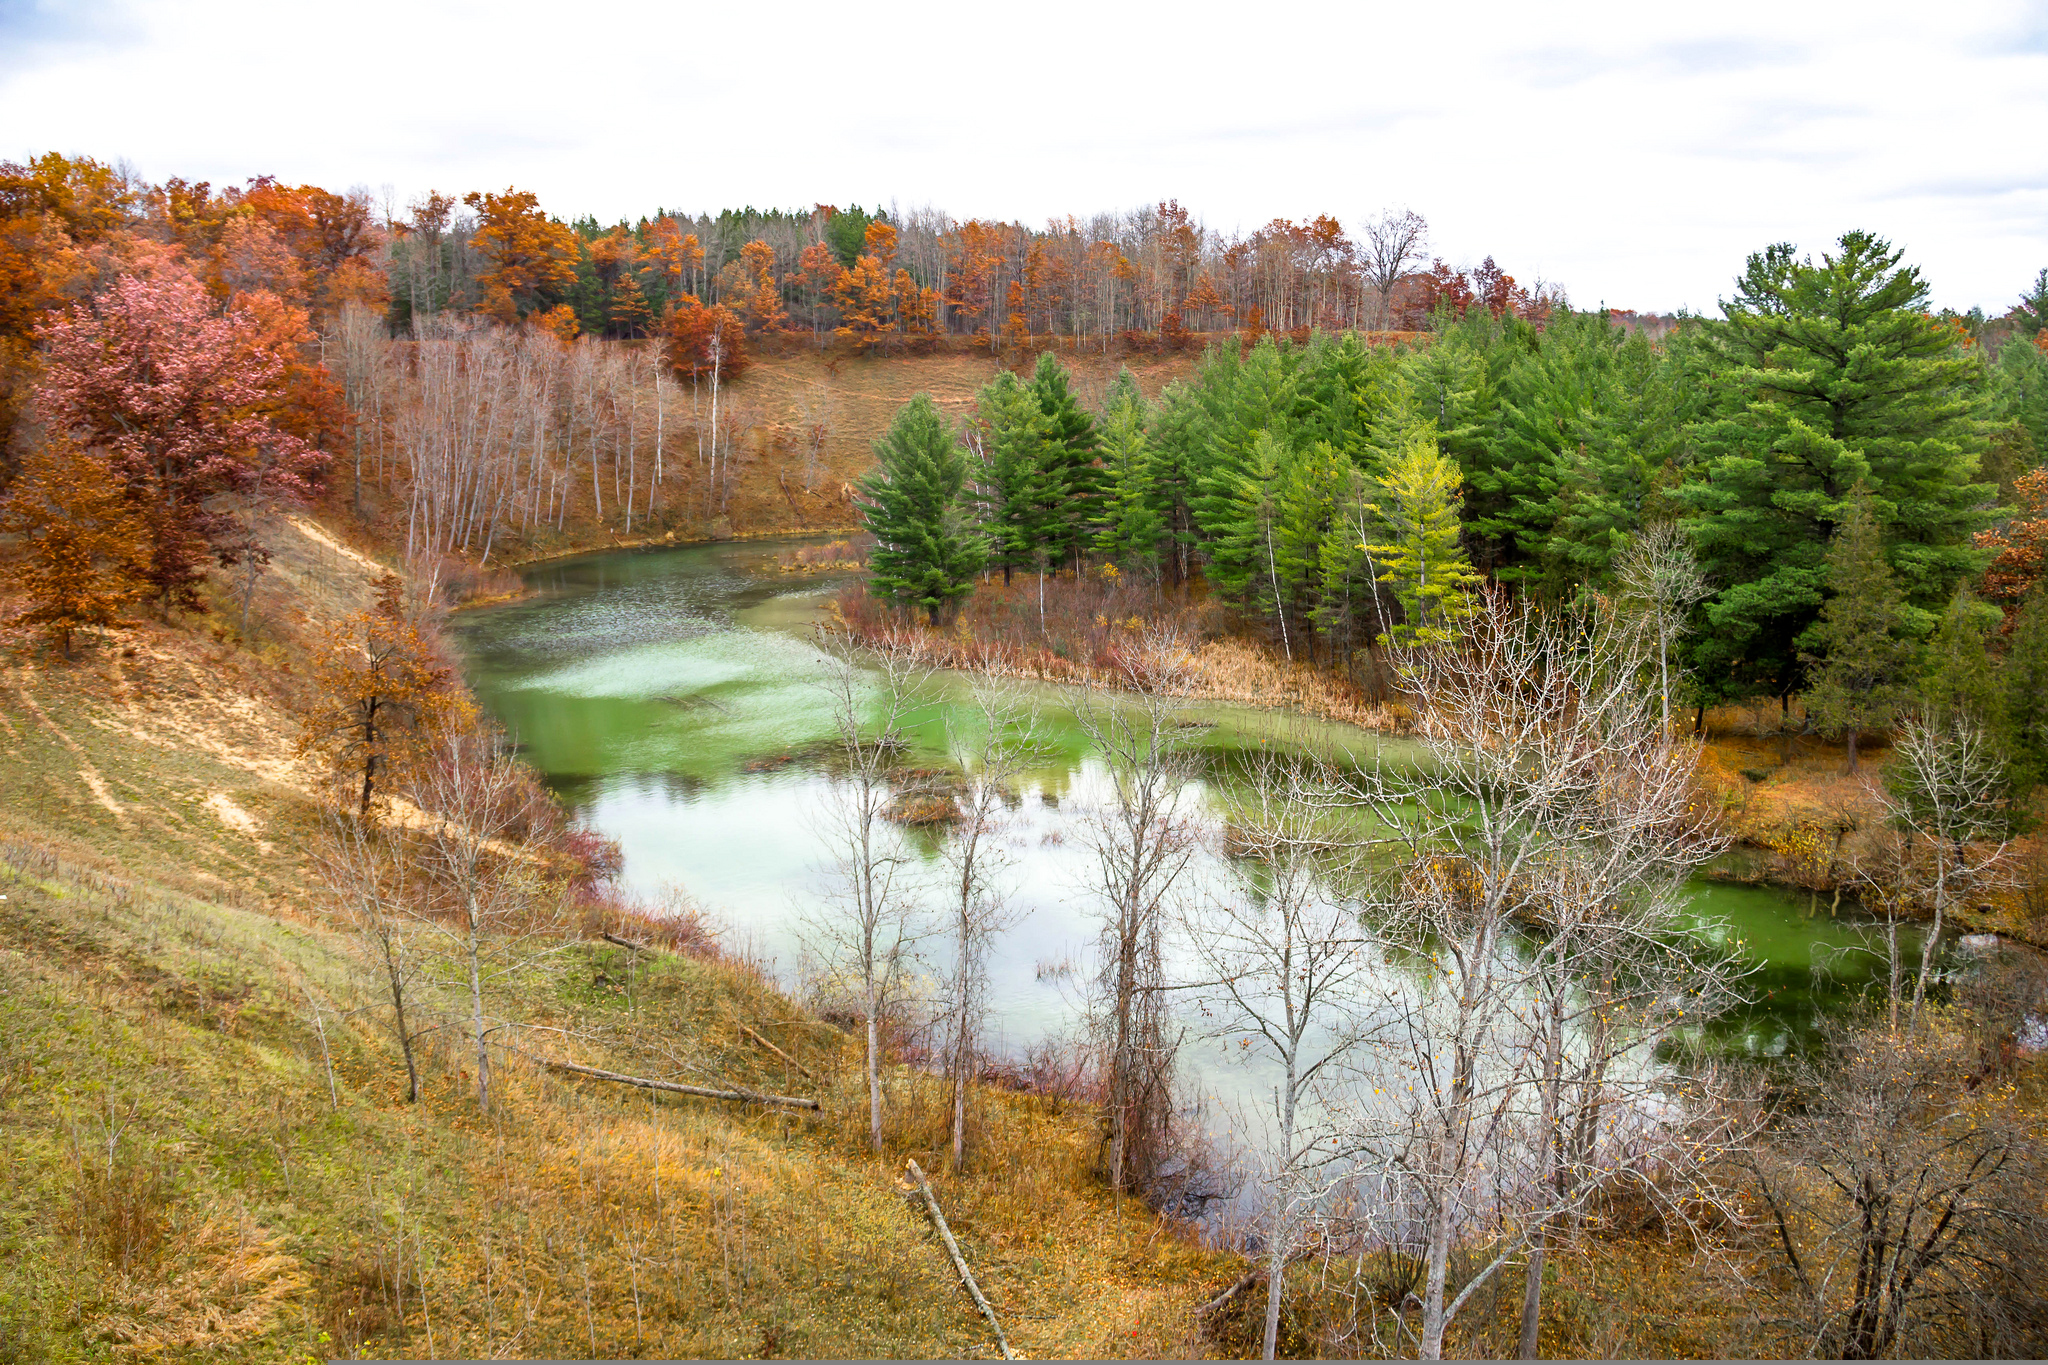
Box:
[35, 270, 325, 615]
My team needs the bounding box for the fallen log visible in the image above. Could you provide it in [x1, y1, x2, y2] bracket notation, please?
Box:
[601, 931, 648, 952]
[739, 1021, 815, 1079]
[533, 1056, 820, 1111]
[904, 1158, 1017, 1361]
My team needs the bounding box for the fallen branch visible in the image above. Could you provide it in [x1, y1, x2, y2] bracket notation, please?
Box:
[740, 1021, 815, 1079]
[904, 1158, 1017, 1360]
[1196, 1247, 1316, 1318]
[530, 1055, 820, 1111]
[602, 931, 647, 952]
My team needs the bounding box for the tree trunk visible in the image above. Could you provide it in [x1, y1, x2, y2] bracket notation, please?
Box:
[386, 946, 419, 1103]
[469, 913, 491, 1110]
[1262, 1066, 1298, 1360]
[1519, 987, 1565, 1358]
[866, 999, 884, 1151]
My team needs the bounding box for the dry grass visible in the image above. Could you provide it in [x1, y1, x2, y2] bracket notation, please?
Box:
[0, 550, 1244, 1361]
[836, 572, 1401, 730]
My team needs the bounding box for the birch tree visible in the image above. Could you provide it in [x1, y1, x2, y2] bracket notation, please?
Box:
[1328, 599, 1734, 1359]
[940, 678, 1040, 1169]
[1075, 677, 1199, 1195]
[1187, 748, 1375, 1360]
[1613, 521, 1710, 737]
[404, 725, 559, 1111]
[316, 810, 426, 1103]
[1855, 714, 2018, 1030]
[811, 627, 934, 1150]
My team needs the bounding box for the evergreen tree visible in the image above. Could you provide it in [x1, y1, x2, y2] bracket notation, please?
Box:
[969, 370, 1048, 585]
[1799, 490, 1919, 771]
[1289, 332, 1389, 465]
[1208, 429, 1286, 608]
[857, 394, 985, 624]
[1145, 381, 1205, 588]
[1312, 462, 1388, 663]
[0, 438, 145, 656]
[2003, 586, 2048, 790]
[1469, 315, 1600, 584]
[1090, 378, 1166, 579]
[1918, 587, 2006, 730]
[1184, 342, 1293, 599]
[1270, 439, 1350, 657]
[1988, 333, 2048, 491]
[1541, 322, 1690, 589]
[1188, 338, 1300, 564]
[1678, 232, 1997, 703]
[1366, 432, 1482, 646]
[1025, 353, 1101, 567]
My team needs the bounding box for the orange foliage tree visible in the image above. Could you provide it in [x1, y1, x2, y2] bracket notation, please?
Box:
[661, 296, 747, 382]
[463, 188, 579, 326]
[300, 573, 467, 818]
[0, 437, 146, 655]
[1976, 466, 2048, 626]
[733, 239, 789, 336]
[830, 221, 903, 352]
[792, 240, 842, 341]
[0, 153, 131, 439]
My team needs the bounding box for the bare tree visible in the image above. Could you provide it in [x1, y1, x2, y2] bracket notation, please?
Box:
[940, 678, 1041, 1169]
[1747, 1020, 2043, 1358]
[1187, 748, 1375, 1360]
[316, 808, 426, 1103]
[1614, 521, 1711, 738]
[331, 300, 390, 518]
[810, 626, 935, 1150]
[796, 382, 834, 494]
[1328, 598, 1735, 1359]
[1074, 673, 1200, 1195]
[404, 725, 559, 1111]
[1855, 715, 2018, 1030]
[1358, 209, 1429, 331]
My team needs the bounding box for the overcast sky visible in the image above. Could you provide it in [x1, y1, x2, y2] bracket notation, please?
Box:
[3, 0, 2043, 315]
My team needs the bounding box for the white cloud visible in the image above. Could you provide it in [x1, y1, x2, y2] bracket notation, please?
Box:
[4, 0, 2043, 312]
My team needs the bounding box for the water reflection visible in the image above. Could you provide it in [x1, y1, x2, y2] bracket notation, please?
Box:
[454, 536, 1925, 1068]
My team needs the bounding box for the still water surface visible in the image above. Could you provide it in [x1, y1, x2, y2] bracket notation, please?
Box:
[453, 537, 1914, 1069]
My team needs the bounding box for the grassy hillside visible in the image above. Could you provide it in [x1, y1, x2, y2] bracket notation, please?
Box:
[0, 515, 1238, 1362]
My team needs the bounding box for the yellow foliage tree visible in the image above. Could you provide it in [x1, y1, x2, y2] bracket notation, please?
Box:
[0, 438, 144, 655]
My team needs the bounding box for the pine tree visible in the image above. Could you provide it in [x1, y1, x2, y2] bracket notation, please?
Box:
[1313, 462, 1387, 661]
[1188, 339, 1299, 565]
[0, 438, 145, 656]
[970, 370, 1048, 586]
[2003, 586, 2048, 790]
[1678, 232, 1997, 703]
[1918, 587, 2005, 731]
[1546, 328, 1691, 587]
[1025, 353, 1100, 567]
[1269, 439, 1348, 658]
[1366, 432, 1482, 646]
[1800, 490, 1919, 770]
[1989, 334, 2047, 473]
[1090, 379, 1166, 579]
[1208, 429, 1285, 609]
[859, 394, 985, 624]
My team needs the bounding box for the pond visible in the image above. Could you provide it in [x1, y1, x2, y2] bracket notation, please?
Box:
[453, 536, 1925, 1075]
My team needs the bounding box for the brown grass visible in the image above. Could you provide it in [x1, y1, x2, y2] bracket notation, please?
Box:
[836, 571, 1400, 730]
[0, 521, 1246, 1360]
